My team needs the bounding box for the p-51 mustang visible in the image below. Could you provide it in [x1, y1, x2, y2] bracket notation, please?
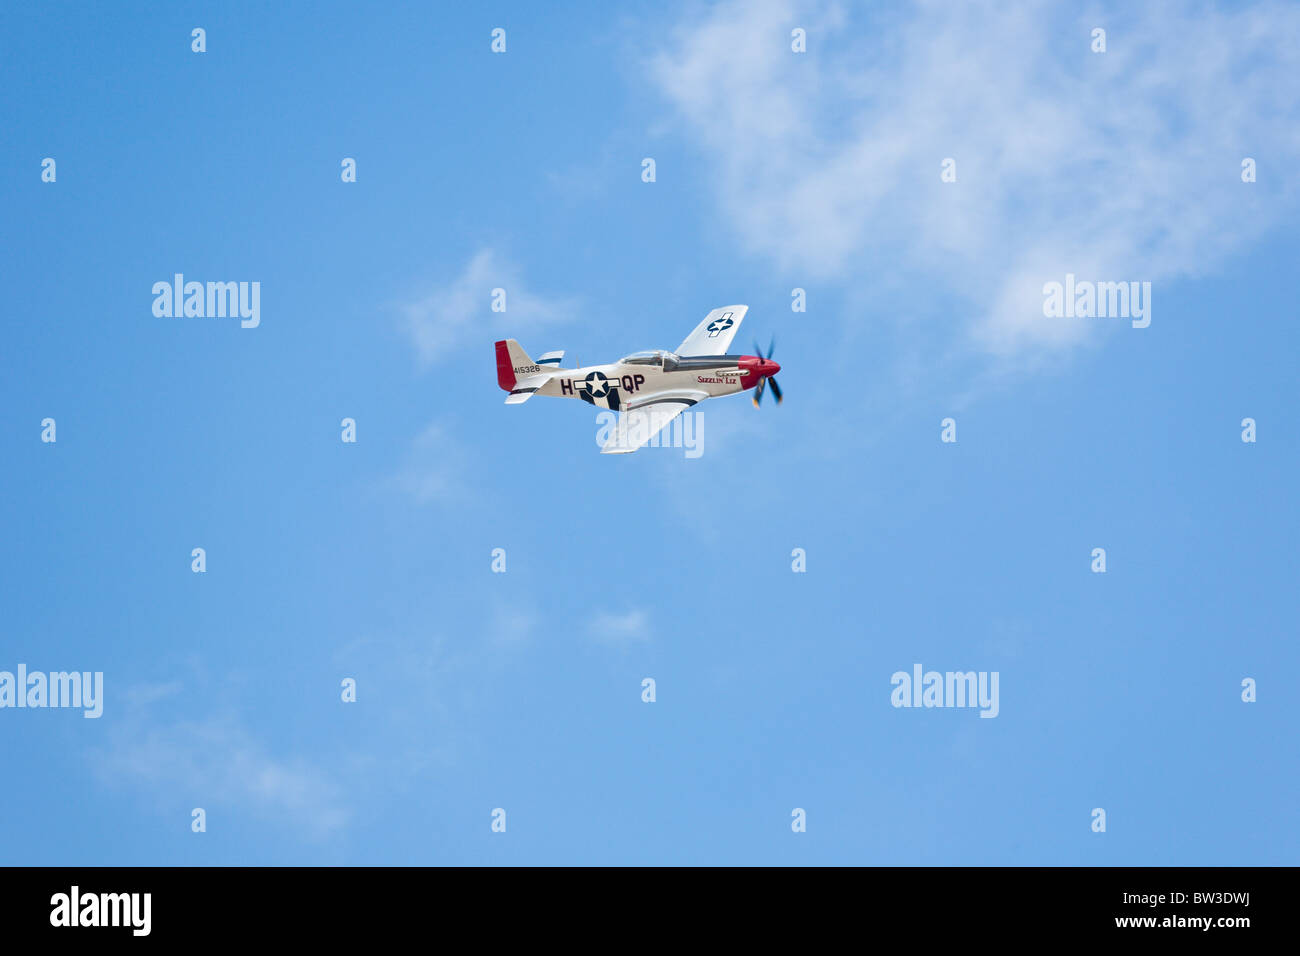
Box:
[495, 305, 782, 454]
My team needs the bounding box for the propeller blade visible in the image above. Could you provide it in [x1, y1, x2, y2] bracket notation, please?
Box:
[766, 337, 775, 360]
[768, 376, 783, 404]
[753, 378, 765, 407]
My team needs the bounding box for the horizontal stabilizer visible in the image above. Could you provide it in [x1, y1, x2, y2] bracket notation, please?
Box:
[504, 372, 551, 404]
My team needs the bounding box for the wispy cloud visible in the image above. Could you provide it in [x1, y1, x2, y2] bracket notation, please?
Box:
[588, 608, 652, 648]
[490, 607, 535, 648]
[651, 0, 1300, 357]
[90, 694, 349, 839]
[400, 248, 579, 365]
[390, 419, 471, 505]
[121, 680, 184, 708]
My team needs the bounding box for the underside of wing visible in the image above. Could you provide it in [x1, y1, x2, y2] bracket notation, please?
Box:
[675, 305, 748, 357]
[600, 394, 704, 454]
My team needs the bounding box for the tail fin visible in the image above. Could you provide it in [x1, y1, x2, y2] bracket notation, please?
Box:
[495, 339, 541, 392]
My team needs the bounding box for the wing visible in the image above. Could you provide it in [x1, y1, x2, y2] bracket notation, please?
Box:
[600, 394, 705, 454]
[675, 305, 748, 357]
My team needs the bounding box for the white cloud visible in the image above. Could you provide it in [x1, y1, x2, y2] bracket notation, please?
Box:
[91, 707, 349, 839]
[390, 420, 470, 505]
[400, 248, 579, 365]
[121, 680, 184, 708]
[488, 607, 535, 648]
[589, 609, 652, 647]
[651, 0, 1300, 356]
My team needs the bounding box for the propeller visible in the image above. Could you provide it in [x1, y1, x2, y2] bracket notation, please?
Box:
[752, 338, 783, 407]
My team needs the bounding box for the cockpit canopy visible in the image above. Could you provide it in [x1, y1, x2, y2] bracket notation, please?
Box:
[619, 349, 680, 370]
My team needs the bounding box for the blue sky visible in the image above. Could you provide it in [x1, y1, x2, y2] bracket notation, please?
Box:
[2, 0, 1297, 865]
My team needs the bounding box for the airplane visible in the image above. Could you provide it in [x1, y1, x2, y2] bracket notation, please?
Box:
[494, 305, 782, 454]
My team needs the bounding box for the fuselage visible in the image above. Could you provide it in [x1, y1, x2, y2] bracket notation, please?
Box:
[533, 350, 779, 410]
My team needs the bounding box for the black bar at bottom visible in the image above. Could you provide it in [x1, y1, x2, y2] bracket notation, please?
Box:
[0, 866, 1277, 942]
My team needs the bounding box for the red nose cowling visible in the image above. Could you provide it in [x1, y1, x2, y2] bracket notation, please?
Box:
[738, 356, 781, 390]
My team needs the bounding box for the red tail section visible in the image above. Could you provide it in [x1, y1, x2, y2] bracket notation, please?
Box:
[495, 340, 516, 392]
